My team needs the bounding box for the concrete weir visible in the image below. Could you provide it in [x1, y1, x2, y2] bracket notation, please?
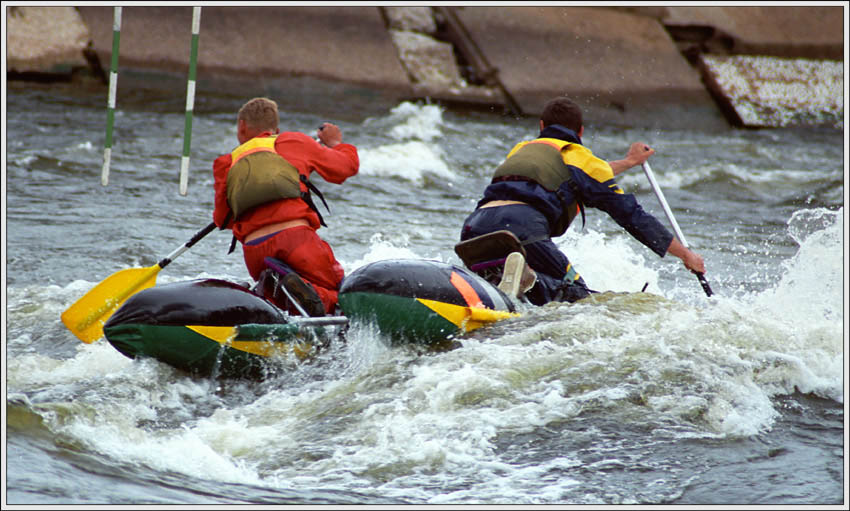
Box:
[698, 55, 844, 128]
[6, 5, 845, 129]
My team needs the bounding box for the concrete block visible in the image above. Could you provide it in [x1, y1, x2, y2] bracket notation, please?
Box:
[389, 30, 464, 87]
[662, 6, 844, 59]
[77, 6, 411, 92]
[7, 6, 90, 71]
[699, 54, 843, 128]
[452, 6, 721, 126]
[383, 6, 436, 34]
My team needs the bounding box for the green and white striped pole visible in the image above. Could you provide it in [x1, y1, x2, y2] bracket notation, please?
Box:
[101, 6, 122, 186]
[179, 7, 202, 196]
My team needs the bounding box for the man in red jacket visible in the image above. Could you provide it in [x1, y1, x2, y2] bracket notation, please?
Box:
[212, 97, 359, 316]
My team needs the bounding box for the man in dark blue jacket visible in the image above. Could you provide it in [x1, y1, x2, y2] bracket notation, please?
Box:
[460, 96, 706, 305]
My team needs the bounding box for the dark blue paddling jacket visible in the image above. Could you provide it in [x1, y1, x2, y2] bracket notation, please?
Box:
[478, 124, 673, 257]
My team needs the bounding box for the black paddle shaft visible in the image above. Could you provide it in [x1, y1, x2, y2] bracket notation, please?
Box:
[694, 271, 713, 297]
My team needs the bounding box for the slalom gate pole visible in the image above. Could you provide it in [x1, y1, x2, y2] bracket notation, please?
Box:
[101, 6, 122, 186]
[179, 7, 202, 196]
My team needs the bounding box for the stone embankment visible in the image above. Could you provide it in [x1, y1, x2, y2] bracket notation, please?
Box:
[6, 5, 845, 128]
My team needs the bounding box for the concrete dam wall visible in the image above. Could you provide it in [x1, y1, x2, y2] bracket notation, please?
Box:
[6, 5, 845, 129]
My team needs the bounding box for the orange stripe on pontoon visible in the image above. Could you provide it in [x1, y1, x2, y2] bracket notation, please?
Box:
[450, 271, 484, 308]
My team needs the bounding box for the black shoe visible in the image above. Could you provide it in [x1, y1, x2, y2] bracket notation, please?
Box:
[282, 273, 326, 317]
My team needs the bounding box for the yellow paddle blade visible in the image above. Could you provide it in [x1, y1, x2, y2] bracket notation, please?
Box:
[61, 265, 161, 344]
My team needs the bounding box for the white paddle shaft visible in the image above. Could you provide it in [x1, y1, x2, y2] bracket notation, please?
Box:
[642, 162, 689, 248]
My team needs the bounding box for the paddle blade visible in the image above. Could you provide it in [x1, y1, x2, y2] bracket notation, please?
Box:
[61, 265, 161, 343]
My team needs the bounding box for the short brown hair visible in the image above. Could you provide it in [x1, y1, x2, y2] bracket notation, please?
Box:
[237, 97, 279, 132]
[541, 97, 583, 133]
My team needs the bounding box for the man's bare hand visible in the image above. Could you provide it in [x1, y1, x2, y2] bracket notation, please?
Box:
[317, 122, 342, 147]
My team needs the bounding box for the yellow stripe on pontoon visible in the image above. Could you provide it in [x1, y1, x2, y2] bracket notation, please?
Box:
[416, 299, 519, 332]
[185, 325, 312, 358]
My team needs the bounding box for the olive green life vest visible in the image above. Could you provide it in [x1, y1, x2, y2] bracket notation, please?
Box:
[492, 139, 583, 236]
[222, 135, 329, 253]
[224, 135, 328, 225]
[226, 136, 303, 219]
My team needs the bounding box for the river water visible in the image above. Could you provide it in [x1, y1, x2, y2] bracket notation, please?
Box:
[4, 77, 846, 506]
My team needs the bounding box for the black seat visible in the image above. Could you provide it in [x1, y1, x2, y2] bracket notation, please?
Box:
[454, 230, 525, 286]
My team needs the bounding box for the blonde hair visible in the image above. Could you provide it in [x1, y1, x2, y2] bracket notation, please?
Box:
[237, 97, 279, 132]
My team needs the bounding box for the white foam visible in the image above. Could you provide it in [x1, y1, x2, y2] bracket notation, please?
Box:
[355, 101, 455, 185]
[357, 140, 454, 185]
[555, 226, 659, 294]
[342, 232, 435, 273]
[7, 342, 133, 387]
[386, 101, 445, 142]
